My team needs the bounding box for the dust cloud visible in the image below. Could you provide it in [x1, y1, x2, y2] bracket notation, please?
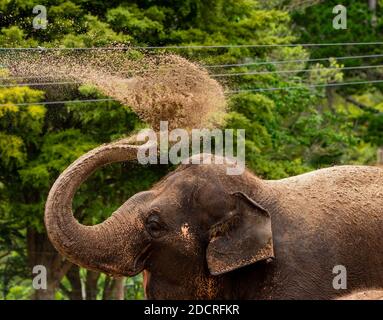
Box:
[0, 49, 227, 130]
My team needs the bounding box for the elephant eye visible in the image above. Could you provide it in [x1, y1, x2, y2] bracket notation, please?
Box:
[146, 212, 165, 238]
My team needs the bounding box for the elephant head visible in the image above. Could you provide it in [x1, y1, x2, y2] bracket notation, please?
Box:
[45, 139, 275, 299]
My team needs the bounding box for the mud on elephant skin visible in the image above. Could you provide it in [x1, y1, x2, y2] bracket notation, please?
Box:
[45, 139, 383, 299]
[337, 290, 383, 300]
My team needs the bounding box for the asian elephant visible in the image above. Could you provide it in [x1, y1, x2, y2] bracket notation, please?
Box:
[45, 139, 383, 299]
[337, 290, 383, 300]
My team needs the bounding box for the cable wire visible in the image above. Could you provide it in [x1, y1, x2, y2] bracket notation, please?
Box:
[227, 79, 383, 93]
[212, 64, 383, 77]
[2, 79, 383, 106]
[2, 64, 382, 86]
[0, 75, 67, 80]
[1, 42, 383, 50]
[2, 54, 383, 82]
[2, 53, 383, 79]
[0, 98, 115, 107]
[205, 53, 383, 68]
[0, 81, 80, 87]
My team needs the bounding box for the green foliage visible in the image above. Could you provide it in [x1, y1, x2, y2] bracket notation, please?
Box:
[291, 0, 382, 159]
[125, 274, 145, 300]
[5, 281, 32, 300]
[365, 113, 383, 145]
[0, 26, 37, 48]
[106, 5, 164, 41]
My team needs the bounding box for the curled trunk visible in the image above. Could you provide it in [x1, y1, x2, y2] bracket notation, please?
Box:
[45, 139, 149, 276]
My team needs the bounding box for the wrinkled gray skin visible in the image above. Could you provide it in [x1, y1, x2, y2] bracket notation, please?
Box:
[45, 140, 383, 299]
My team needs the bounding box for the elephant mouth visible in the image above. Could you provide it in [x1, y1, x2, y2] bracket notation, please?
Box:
[131, 243, 152, 276]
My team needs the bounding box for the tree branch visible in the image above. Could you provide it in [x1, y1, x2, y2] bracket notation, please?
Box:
[0, 251, 10, 260]
[342, 95, 380, 113]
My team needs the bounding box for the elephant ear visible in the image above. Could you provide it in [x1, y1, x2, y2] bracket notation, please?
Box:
[206, 192, 274, 275]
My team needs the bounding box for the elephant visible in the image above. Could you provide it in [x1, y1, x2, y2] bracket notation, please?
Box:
[337, 290, 383, 300]
[45, 139, 383, 299]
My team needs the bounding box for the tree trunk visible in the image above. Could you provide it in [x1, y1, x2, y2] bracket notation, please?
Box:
[378, 147, 383, 165]
[66, 265, 83, 300]
[33, 284, 59, 300]
[326, 87, 335, 113]
[369, 0, 377, 11]
[27, 229, 72, 300]
[369, 0, 377, 26]
[103, 276, 125, 300]
[85, 270, 100, 300]
[112, 277, 125, 300]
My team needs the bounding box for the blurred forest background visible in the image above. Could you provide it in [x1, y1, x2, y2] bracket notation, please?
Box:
[0, 0, 382, 299]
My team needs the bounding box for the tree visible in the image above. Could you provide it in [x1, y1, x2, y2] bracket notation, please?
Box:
[292, 0, 383, 163]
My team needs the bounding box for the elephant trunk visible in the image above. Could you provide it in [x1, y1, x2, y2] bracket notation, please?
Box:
[45, 139, 150, 276]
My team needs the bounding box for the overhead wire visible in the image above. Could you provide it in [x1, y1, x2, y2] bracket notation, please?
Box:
[205, 53, 383, 68]
[1, 41, 383, 51]
[226, 79, 383, 93]
[1, 79, 383, 106]
[0, 98, 114, 107]
[1, 63, 382, 85]
[211, 64, 383, 77]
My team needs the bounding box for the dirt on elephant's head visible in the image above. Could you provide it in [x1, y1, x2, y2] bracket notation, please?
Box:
[1, 50, 227, 130]
[337, 289, 383, 300]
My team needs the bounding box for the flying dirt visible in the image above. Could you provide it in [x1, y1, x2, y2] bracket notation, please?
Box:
[0, 50, 227, 130]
